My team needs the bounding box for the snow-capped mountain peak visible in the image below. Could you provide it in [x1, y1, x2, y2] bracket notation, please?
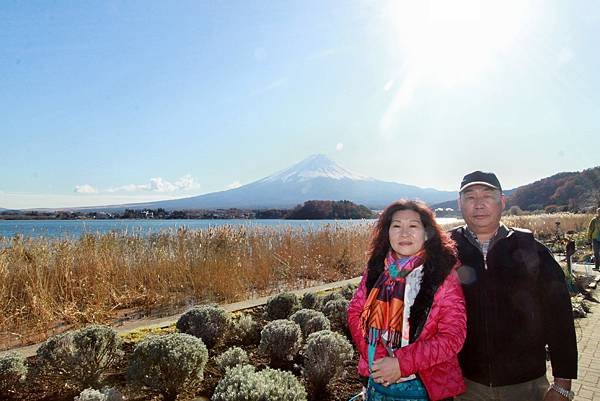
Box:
[259, 154, 372, 183]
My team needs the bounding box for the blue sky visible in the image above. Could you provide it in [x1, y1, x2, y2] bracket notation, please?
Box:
[1, 0, 599, 209]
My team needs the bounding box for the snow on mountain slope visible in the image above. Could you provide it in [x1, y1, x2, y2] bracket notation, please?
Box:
[258, 154, 373, 183]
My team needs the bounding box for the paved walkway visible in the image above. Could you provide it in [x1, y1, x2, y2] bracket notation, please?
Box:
[568, 280, 600, 401]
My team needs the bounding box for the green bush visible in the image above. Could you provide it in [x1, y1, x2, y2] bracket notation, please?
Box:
[301, 292, 321, 310]
[304, 330, 354, 393]
[74, 387, 123, 401]
[259, 319, 302, 365]
[339, 283, 357, 300]
[0, 351, 27, 396]
[212, 365, 263, 401]
[322, 299, 349, 332]
[128, 333, 208, 401]
[35, 325, 123, 389]
[265, 292, 299, 320]
[260, 368, 308, 401]
[212, 365, 307, 401]
[304, 315, 331, 338]
[289, 309, 330, 338]
[215, 346, 250, 372]
[318, 291, 344, 309]
[176, 304, 231, 349]
[233, 314, 261, 345]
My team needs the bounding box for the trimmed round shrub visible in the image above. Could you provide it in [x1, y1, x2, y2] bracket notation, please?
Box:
[301, 292, 321, 310]
[74, 387, 123, 401]
[322, 298, 349, 332]
[304, 330, 354, 393]
[176, 304, 231, 349]
[233, 314, 261, 345]
[265, 292, 299, 320]
[215, 346, 249, 372]
[212, 365, 264, 401]
[128, 333, 208, 401]
[212, 365, 307, 401]
[318, 291, 344, 309]
[304, 315, 331, 338]
[259, 319, 302, 365]
[0, 351, 27, 396]
[339, 283, 358, 300]
[260, 368, 308, 401]
[289, 309, 330, 338]
[35, 325, 123, 389]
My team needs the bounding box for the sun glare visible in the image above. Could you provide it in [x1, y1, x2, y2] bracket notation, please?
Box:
[389, 0, 532, 86]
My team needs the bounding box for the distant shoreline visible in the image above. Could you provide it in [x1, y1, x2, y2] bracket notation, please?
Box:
[0, 217, 462, 240]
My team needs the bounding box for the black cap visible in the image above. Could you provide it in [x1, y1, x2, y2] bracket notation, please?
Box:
[460, 171, 502, 193]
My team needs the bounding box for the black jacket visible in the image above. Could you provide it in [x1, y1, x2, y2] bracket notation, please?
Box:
[451, 226, 577, 386]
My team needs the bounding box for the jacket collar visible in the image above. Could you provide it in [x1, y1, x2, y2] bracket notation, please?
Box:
[458, 223, 511, 252]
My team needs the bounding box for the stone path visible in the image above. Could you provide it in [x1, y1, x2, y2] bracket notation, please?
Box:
[568, 272, 600, 401]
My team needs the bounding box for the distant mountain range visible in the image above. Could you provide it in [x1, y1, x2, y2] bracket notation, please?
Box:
[60, 154, 458, 211]
[507, 166, 600, 211]
[3, 158, 597, 213]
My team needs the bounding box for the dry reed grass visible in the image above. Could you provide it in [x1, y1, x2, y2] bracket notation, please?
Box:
[501, 213, 592, 239]
[438, 213, 592, 239]
[0, 224, 372, 348]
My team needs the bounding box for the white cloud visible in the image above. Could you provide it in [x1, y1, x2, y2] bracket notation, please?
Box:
[174, 174, 195, 190]
[74, 184, 99, 194]
[225, 181, 242, 190]
[107, 184, 146, 193]
[336, 143, 344, 151]
[148, 177, 177, 192]
[107, 175, 200, 193]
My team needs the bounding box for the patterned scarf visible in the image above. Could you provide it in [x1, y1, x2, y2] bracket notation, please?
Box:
[360, 249, 425, 369]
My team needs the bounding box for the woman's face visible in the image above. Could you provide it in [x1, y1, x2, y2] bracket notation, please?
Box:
[388, 209, 427, 258]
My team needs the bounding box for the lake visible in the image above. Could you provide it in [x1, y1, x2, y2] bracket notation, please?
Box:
[0, 218, 462, 239]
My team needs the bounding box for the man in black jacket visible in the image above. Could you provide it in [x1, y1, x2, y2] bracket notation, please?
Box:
[453, 171, 577, 401]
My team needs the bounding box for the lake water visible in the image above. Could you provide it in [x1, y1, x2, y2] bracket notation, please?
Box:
[0, 217, 461, 239]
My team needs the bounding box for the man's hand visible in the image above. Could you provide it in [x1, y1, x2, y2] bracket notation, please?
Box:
[543, 379, 572, 401]
[371, 357, 402, 387]
[544, 388, 569, 401]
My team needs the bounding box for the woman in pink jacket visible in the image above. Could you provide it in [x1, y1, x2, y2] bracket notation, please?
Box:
[347, 199, 466, 401]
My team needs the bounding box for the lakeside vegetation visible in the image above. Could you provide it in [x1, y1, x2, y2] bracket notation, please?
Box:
[0, 223, 372, 349]
[0, 213, 594, 350]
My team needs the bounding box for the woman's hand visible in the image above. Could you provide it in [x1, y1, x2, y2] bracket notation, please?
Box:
[371, 357, 402, 387]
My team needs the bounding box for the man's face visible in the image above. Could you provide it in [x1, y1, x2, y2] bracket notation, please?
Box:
[459, 185, 505, 235]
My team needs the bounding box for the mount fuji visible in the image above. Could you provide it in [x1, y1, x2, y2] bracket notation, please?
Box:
[101, 154, 456, 211]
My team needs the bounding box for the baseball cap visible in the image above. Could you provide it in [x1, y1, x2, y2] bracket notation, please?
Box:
[460, 171, 502, 193]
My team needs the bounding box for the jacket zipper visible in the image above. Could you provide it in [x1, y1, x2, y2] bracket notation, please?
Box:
[480, 247, 493, 386]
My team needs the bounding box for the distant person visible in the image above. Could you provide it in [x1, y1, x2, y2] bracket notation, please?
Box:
[587, 207, 600, 271]
[347, 199, 466, 401]
[451, 171, 577, 401]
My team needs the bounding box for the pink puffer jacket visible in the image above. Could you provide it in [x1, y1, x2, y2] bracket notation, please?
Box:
[347, 268, 467, 401]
